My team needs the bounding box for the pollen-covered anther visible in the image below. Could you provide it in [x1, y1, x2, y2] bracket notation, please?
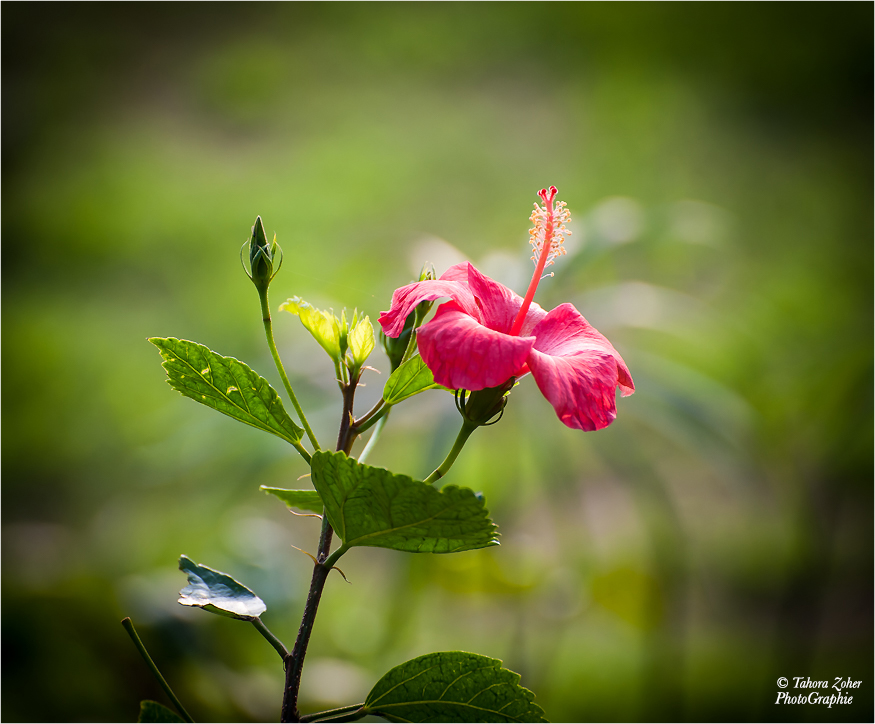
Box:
[528, 198, 572, 268]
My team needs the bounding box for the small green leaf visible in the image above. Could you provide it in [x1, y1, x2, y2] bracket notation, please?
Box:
[138, 701, 185, 723]
[149, 337, 303, 445]
[311, 451, 498, 553]
[280, 296, 341, 360]
[177, 555, 266, 620]
[260, 486, 323, 514]
[348, 315, 375, 367]
[363, 651, 547, 723]
[383, 356, 448, 405]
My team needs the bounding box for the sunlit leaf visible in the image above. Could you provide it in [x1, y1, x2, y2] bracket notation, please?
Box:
[363, 651, 547, 722]
[383, 355, 448, 405]
[260, 486, 323, 514]
[177, 555, 266, 620]
[280, 296, 341, 360]
[138, 701, 185, 723]
[348, 315, 375, 367]
[310, 451, 498, 553]
[149, 337, 303, 445]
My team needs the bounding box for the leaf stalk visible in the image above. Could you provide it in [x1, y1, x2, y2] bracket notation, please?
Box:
[121, 617, 194, 723]
[259, 289, 321, 453]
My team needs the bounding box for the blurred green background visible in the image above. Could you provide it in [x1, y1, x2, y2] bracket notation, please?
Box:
[2, 3, 872, 722]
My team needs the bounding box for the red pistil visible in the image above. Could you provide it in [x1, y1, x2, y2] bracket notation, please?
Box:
[509, 186, 557, 336]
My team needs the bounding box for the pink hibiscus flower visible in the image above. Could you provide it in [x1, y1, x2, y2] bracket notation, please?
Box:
[378, 186, 634, 431]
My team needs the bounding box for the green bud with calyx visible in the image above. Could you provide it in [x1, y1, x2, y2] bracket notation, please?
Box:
[414, 262, 437, 324]
[381, 311, 415, 371]
[381, 262, 437, 371]
[455, 378, 516, 427]
[242, 215, 282, 293]
[280, 296, 341, 361]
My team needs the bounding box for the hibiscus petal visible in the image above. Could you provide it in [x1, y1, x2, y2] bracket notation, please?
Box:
[378, 279, 480, 337]
[438, 262, 472, 283]
[417, 303, 535, 390]
[527, 303, 635, 430]
[458, 262, 548, 336]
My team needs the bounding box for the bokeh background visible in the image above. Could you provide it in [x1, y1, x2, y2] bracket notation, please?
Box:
[3, 4, 872, 722]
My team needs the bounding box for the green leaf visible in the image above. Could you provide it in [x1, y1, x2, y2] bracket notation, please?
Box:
[177, 555, 266, 620]
[348, 315, 375, 367]
[149, 337, 304, 446]
[280, 296, 341, 360]
[363, 651, 547, 723]
[260, 486, 323, 514]
[383, 355, 448, 405]
[138, 701, 185, 723]
[310, 451, 498, 553]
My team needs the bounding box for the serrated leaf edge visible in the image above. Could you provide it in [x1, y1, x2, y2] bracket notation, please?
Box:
[149, 337, 302, 445]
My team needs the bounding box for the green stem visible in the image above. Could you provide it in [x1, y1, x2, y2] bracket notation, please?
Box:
[260, 290, 321, 452]
[423, 420, 478, 484]
[399, 326, 419, 367]
[357, 412, 389, 464]
[251, 617, 289, 660]
[300, 705, 367, 723]
[354, 401, 390, 434]
[121, 617, 194, 723]
[322, 544, 349, 572]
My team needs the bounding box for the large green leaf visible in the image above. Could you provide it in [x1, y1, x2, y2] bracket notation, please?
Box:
[310, 451, 498, 553]
[150, 337, 303, 445]
[260, 486, 323, 514]
[383, 355, 448, 405]
[177, 555, 266, 620]
[138, 701, 185, 723]
[363, 651, 547, 723]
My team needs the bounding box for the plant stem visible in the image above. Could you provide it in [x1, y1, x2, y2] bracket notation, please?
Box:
[357, 412, 388, 464]
[251, 617, 289, 660]
[282, 377, 359, 722]
[423, 420, 478, 484]
[299, 703, 365, 723]
[121, 617, 194, 723]
[281, 515, 335, 722]
[260, 290, 321, 452]
[353, 401, 390, 434]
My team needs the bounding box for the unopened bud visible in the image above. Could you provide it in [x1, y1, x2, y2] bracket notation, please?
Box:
[243, 215, 282, 294]
[380, 262, 437, 371]
[414, 262, 437, 324]
[455, 379, 515, 427]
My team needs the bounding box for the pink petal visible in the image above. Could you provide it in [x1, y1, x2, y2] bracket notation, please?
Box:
[378, 278, 480, 338]
[417, 303, 535, 390]
[527, 303, 635, 430]
[455, 262, 548, 336]
[438, 262, 472, 283]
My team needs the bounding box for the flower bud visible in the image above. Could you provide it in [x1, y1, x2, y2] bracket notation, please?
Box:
[381, 312, 415, 372]
[244, 215, 281, 294]
[414, 262, 437, 325]
[455, 379, 516, 427]
[381, 263, 437, 371]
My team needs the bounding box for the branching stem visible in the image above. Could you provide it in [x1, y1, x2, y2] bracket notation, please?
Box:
[282, 371, 360, 722]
